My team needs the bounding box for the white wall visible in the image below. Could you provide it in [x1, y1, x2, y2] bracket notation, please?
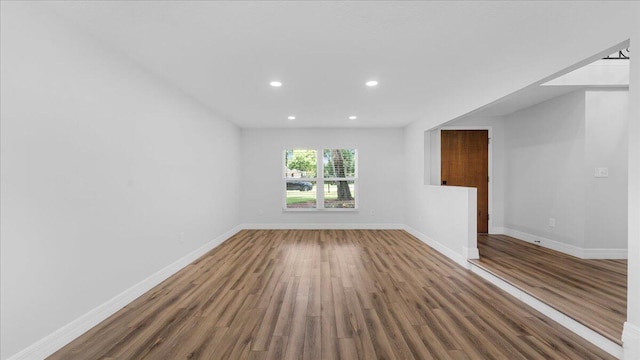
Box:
[504, 91, 587, 248]
[240, 128, 404, 226]
[0, 3, 241, 359]
[584, 90, 628, 250]
[501, 89, 628, 255]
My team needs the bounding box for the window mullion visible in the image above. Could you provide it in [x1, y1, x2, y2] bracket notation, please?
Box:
[317, 149, 324, 209]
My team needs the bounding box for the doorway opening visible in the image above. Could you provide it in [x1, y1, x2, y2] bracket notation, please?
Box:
[441, 129, 489, 233]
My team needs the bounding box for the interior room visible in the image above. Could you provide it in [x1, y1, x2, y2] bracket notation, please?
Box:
[1, 1, 639, 359]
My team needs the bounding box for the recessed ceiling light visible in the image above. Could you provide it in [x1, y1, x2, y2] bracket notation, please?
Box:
[288, 115, 296, 120]
[348, 115, 357, 120]
[270, 81, 282, 87]
[365, 80, 378, 87]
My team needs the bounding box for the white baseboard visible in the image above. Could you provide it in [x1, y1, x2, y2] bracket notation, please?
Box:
[500, 227, 627, 259]
[623, 322, 640, 360]
[242, 223, 404, 230]
[490, 226, 506, 234]
[403, 225, 468, 268]
[501, 227, 583, 257]
[469, 263, 623, 358]
[7, 225, 243, 360]
[583, 248, 628, 259]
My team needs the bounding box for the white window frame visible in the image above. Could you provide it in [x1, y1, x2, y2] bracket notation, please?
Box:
[283, 148, 358, 212]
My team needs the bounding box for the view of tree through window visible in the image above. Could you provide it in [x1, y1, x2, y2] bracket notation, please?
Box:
[323, 149, 355, 208]
[284, 148, 357, 210]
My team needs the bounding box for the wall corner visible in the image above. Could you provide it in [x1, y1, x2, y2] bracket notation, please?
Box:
[463, 246, 479, 260]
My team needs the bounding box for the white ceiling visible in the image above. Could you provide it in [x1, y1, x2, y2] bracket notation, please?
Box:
[45, 1, 637, 128]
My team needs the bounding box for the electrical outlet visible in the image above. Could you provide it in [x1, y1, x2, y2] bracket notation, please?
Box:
[179, 231, 185, 243]
[594, 167, 609, 178]
[548, 218, 556, 228]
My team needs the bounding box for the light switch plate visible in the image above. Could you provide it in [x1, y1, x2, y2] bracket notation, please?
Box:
[594, 167, 609, 178]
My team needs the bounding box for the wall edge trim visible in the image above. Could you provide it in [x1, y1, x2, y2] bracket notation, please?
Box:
[622, 322, 640, 359]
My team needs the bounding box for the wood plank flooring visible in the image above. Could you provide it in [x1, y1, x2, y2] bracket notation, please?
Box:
[49, 230, 614, 359]
[470, 234, 627, 345]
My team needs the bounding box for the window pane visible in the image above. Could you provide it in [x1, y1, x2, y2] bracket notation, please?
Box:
[323, 149, 355, 178]
[324, 180, 355, 208]
[286, 181, 317, 208]
[285, 149, 317, 178]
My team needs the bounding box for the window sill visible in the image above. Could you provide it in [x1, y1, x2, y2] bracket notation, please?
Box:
[283, 208, 359, 213]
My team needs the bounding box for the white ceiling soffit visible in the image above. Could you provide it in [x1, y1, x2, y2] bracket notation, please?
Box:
[460, 86, 584, 118]
[464, 58, 630, 118]
[44, 1, 638, 128]
[542, 59, 629, 87]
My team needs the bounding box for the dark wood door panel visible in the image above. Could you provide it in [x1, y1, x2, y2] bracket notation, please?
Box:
[441, 130, 489, 233]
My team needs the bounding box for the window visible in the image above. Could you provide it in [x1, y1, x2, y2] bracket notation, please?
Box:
[284, 148, 357, 210]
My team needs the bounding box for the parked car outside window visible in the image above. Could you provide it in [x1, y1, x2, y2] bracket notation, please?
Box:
[286, 181, 313, 191]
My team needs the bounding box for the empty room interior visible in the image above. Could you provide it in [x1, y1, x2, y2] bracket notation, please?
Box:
[1, 1, 640, 360]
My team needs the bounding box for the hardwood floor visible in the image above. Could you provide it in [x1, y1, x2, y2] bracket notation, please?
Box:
[50, 230, 614, 359]
[470, 234, 627, 345]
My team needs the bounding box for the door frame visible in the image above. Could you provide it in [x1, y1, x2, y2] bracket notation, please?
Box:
[438, 126, 494, 234]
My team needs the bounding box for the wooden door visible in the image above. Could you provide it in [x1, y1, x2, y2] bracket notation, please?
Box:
[441, 130, 489, 233]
